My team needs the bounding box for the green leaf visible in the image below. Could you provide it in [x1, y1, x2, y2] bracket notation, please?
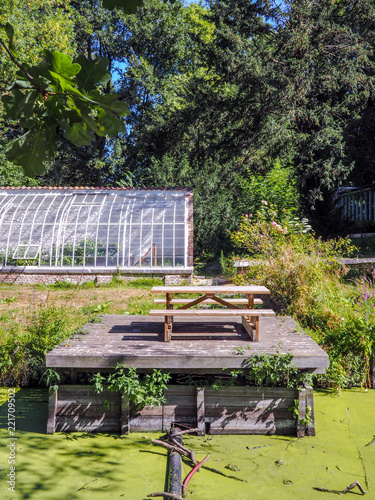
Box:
[5, 126, 57, 176]
[87, 90, 130, 116]
[43, 50, 81, 78]
[102, 0, 143, 14]
[10, 80, 33, 90]
[62, 121, 96, 147]
[48, 71, 84, 99]
[96, 109, 125, 136]
[75, 55, 112, 90]
[0, 22, 18, 57]
[2, 89, 37, 117]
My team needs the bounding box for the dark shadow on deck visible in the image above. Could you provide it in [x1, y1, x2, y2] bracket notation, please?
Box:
[109, 320, 247, 341]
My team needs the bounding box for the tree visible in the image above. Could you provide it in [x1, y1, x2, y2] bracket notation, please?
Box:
[273, 0, 375, 228]
[0, 0, 143, 177]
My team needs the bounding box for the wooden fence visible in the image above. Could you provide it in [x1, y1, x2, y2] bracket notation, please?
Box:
[47, 384, 315, 437]
[338, 187, 375, 223]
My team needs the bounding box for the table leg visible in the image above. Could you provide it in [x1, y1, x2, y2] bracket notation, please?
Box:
[165, 293, 173, 342]
[254, 316, 259, 342]
[164, 315, 172, 342]
[242, 315, 260, 341]
[246, 293, 254, 309]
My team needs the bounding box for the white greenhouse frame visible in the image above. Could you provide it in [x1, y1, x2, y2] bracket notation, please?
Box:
[0, 188, 193, 274]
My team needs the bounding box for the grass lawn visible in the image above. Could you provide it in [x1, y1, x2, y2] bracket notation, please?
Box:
[0, 388, 374, 499]
[0, 279, 166, 330]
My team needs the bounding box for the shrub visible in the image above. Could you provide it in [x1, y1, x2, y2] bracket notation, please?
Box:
[0, 303, 74, 386]
[230, 204, 374, 389]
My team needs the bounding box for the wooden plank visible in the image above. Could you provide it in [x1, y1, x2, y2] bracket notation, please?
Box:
[205, 387, 299, 397]
[56, 395, 120, 406]
[205, 407, 294, 420]
[204, 398, 296, 411]
[154, 298, 263, 305]
[56, 405, 120, 418]
[47, 387, 58, 434]
[196, 387, 205, 436]
[149, 309, 276, 316]
[58, 386, 118, 398]
[46, 315, 329, 373]
[177, 294, 213, 310]
[210, 425, 296, 435]
[132, 405, 196, 417]
[47, 354, 329, 372]
[165, 386, 197, 396]
[151, 286, 270, 294]
[55, 418, 119, 433]
[130, 417, 163, 432]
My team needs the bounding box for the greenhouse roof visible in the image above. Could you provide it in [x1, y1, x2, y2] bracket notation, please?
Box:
[0, 187, 193, 274]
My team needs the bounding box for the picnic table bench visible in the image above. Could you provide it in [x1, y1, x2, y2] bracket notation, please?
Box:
[150, 285, 274, 342]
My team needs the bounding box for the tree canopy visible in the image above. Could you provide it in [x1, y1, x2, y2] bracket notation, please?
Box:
[1, 0, 375, 252]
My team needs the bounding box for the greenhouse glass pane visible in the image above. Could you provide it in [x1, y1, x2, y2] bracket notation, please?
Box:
[0, 188, 191, 270]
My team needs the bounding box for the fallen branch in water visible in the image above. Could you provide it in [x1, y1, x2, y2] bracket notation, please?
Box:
[202, 465, 248, 482]
[169, 436, 198, 466]
[314, 481, 366, 495]
[77, 478, 98, 491]
[151, 439, 190, 458]
[365, 436, 375, 447]
[147, 492, 183, 499]
[152, 436, 198, 466]
[343, 482, 366, 494]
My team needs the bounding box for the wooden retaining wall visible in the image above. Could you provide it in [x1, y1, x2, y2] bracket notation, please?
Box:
[47, 385, 315, 437]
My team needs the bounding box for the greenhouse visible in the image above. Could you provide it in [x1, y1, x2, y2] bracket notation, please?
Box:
[0, 187, 193, 274]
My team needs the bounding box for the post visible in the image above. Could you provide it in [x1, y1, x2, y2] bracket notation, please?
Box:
[121, 394, 130, 434]
[165, 292, 173, 342]
[305, 385, 315, 436]
[297, 387, 307, 438]
[196, 387, 205, 436]
[47, 386, 58, 434]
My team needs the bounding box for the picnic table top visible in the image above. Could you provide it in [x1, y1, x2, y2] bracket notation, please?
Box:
[151, 285, 270, 294]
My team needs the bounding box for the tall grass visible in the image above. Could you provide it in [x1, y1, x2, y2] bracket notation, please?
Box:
[0, 303, 76, 386]
[231, 213, 374, 388]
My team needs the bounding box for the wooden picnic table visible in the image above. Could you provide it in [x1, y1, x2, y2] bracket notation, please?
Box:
[150, 285, 274, 342]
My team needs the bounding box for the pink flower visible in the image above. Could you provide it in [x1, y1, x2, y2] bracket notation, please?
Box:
[245, 214, 248, 218]
[261, 200, 268, 205]
[249, 213, 252, 217]
[272, 221, 277, 226]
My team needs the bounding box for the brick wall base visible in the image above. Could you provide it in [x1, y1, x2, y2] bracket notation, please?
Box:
[0, 272, 193, 286]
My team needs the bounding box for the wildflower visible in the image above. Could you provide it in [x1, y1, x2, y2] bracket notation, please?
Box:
[249, 213, 252, 217]
[261, 200, 268, 205]
[245, 214, 248, 218]
[13, 346, 19, 355]
[272, 221, 277, 226]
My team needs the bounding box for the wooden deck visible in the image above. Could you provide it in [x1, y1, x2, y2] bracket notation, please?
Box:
[46, 315, 329, 374]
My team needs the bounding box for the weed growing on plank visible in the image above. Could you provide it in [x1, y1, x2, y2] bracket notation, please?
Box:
[92, 364, 171, 409]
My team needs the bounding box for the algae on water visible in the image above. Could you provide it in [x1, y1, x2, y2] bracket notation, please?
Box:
[0, 388, 374, 499]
